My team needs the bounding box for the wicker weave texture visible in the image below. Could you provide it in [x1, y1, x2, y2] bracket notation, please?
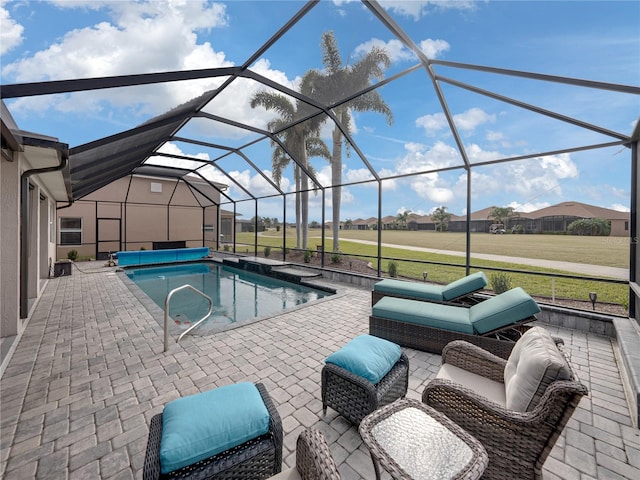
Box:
[369, 315, 531, 358]
[359, 399, 488, 480]
[422, 341, 588, 480]
[322, 352, 409, 425]
[142, 382, 283, 480]
[294, 429, 341, 480]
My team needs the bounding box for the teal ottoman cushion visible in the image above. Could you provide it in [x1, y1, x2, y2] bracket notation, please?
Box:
[372, 297, 474, 334]
[470, 287, 540, 334]
[374, 279, 444, 301]
[326, 334, 401, 384]
[160, 382, 270, 474]
[441, 271, 488, 301]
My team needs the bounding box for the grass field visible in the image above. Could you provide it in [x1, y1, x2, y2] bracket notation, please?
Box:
[232, 229, 629, 309]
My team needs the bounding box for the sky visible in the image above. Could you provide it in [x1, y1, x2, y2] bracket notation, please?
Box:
[1, 0, 639, 223]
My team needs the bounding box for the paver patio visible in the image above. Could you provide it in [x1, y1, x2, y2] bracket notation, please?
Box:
[1, 264, 639, 479]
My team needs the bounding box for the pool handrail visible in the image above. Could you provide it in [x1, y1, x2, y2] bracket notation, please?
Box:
[164, 284, 213, 352]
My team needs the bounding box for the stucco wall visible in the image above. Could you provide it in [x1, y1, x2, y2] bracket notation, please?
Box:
[56, 175, 222, 258]
[1, 157, 20, 336]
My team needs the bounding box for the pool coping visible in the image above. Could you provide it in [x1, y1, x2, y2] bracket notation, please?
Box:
[116, 261, 348, 338]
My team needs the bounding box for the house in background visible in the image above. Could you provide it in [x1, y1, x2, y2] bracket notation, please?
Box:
[514, 201, 630, 236]
[1, 101, 72, 348]
[371, 202, 629, 235]
[56, 173, 232, 261]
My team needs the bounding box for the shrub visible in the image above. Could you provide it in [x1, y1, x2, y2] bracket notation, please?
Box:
[331, 252, 342, 264]
[568, 218, 611, 236]
[67, 249, 78, 261]
[490, 272, 512, 294]
[303, 249, 313, 263]
[388, 260, 399, 277]
[264, 246, 271, 257]
[223, 244, 231, 252]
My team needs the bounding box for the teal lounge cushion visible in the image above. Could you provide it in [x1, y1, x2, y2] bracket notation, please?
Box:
[441, 271, 488, 301]
[326, 334, 401, 384]
[372, 297, 474, 334]
[160, 382, 270, 474]
[470, 287, 540, 334]
[374, 279, 444, 301]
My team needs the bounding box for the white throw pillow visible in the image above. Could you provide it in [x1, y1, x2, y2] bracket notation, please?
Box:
[504, 327, 571, 411]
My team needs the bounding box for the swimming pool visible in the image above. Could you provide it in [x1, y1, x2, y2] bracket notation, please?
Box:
[124, 262, 333, 333]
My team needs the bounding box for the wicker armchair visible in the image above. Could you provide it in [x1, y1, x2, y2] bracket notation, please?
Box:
[143, 382, 282, 480]
[322, 352, 409, 425]
[269, 428, 341, 480]
[422, 336, 588, 480]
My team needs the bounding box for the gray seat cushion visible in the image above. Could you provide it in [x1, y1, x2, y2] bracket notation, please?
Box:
[437, 363, 506, 407]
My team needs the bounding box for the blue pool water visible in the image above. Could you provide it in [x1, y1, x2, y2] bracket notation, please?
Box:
[125, 262, 332, 332]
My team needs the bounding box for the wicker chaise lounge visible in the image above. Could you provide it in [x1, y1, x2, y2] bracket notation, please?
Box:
[422, 327, 588, 480]
[372, 271, 488, 306]
[370, 286, 540, 357]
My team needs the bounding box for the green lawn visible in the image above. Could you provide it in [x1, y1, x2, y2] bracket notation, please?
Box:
[231, 229, 629, 309]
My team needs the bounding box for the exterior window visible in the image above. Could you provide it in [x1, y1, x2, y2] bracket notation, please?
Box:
[59, 217, 82, 245]
[150, 182, 162, 193]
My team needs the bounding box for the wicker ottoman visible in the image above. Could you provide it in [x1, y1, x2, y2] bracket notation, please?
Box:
[321, 334, 409, 425]
[143, 382, 282, 480]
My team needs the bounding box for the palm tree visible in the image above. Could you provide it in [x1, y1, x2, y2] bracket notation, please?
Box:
[250, 89, 329, 249]
[396, 210, 411, 230]
[488, 206, 515, 229]
[431, 206, 452, 232]
[309, 31, 394, 252]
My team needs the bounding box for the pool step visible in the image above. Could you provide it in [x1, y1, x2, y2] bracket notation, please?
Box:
[270, 266, 323, 282]
[221, 256, 328, 288]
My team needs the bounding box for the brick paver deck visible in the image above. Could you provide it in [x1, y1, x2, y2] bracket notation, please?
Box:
[1, 265, 639, 479]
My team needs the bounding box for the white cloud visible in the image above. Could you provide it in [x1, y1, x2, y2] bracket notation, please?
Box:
[418, 38, 450, 58]
[486, 130, 504, 142]
[396, 141, 461, 175]
[344, 168, 376, 183]
[1, 1, 310, 144]
[497, 153, 579, 198]
[454, 108, 496, 132]
[507, 201, 550, 213]
[415, 112, 448, 136]
[416, 107, 495, 136]
[611, 203, 630, 212]
[378, 0, 476, 21]
[354, 37, 449, 63]
[393, 143, 580, 210]
[0, 1, 24, 54]
[2, 1, 238, 119]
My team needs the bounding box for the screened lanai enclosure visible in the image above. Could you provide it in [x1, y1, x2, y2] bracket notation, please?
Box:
[2, 0, 639, 316]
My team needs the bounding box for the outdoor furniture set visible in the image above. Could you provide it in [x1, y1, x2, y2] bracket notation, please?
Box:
[370, 273, 541, 357]
[143, 276, 587, 480]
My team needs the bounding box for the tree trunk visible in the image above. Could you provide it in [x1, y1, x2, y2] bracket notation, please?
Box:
[295, 167, 301, 249]
[331, 125, 343, 252]
[301, 150, 309, 250]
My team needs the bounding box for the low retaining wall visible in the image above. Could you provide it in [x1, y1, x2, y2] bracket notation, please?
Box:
[117, 247, 210, 266]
